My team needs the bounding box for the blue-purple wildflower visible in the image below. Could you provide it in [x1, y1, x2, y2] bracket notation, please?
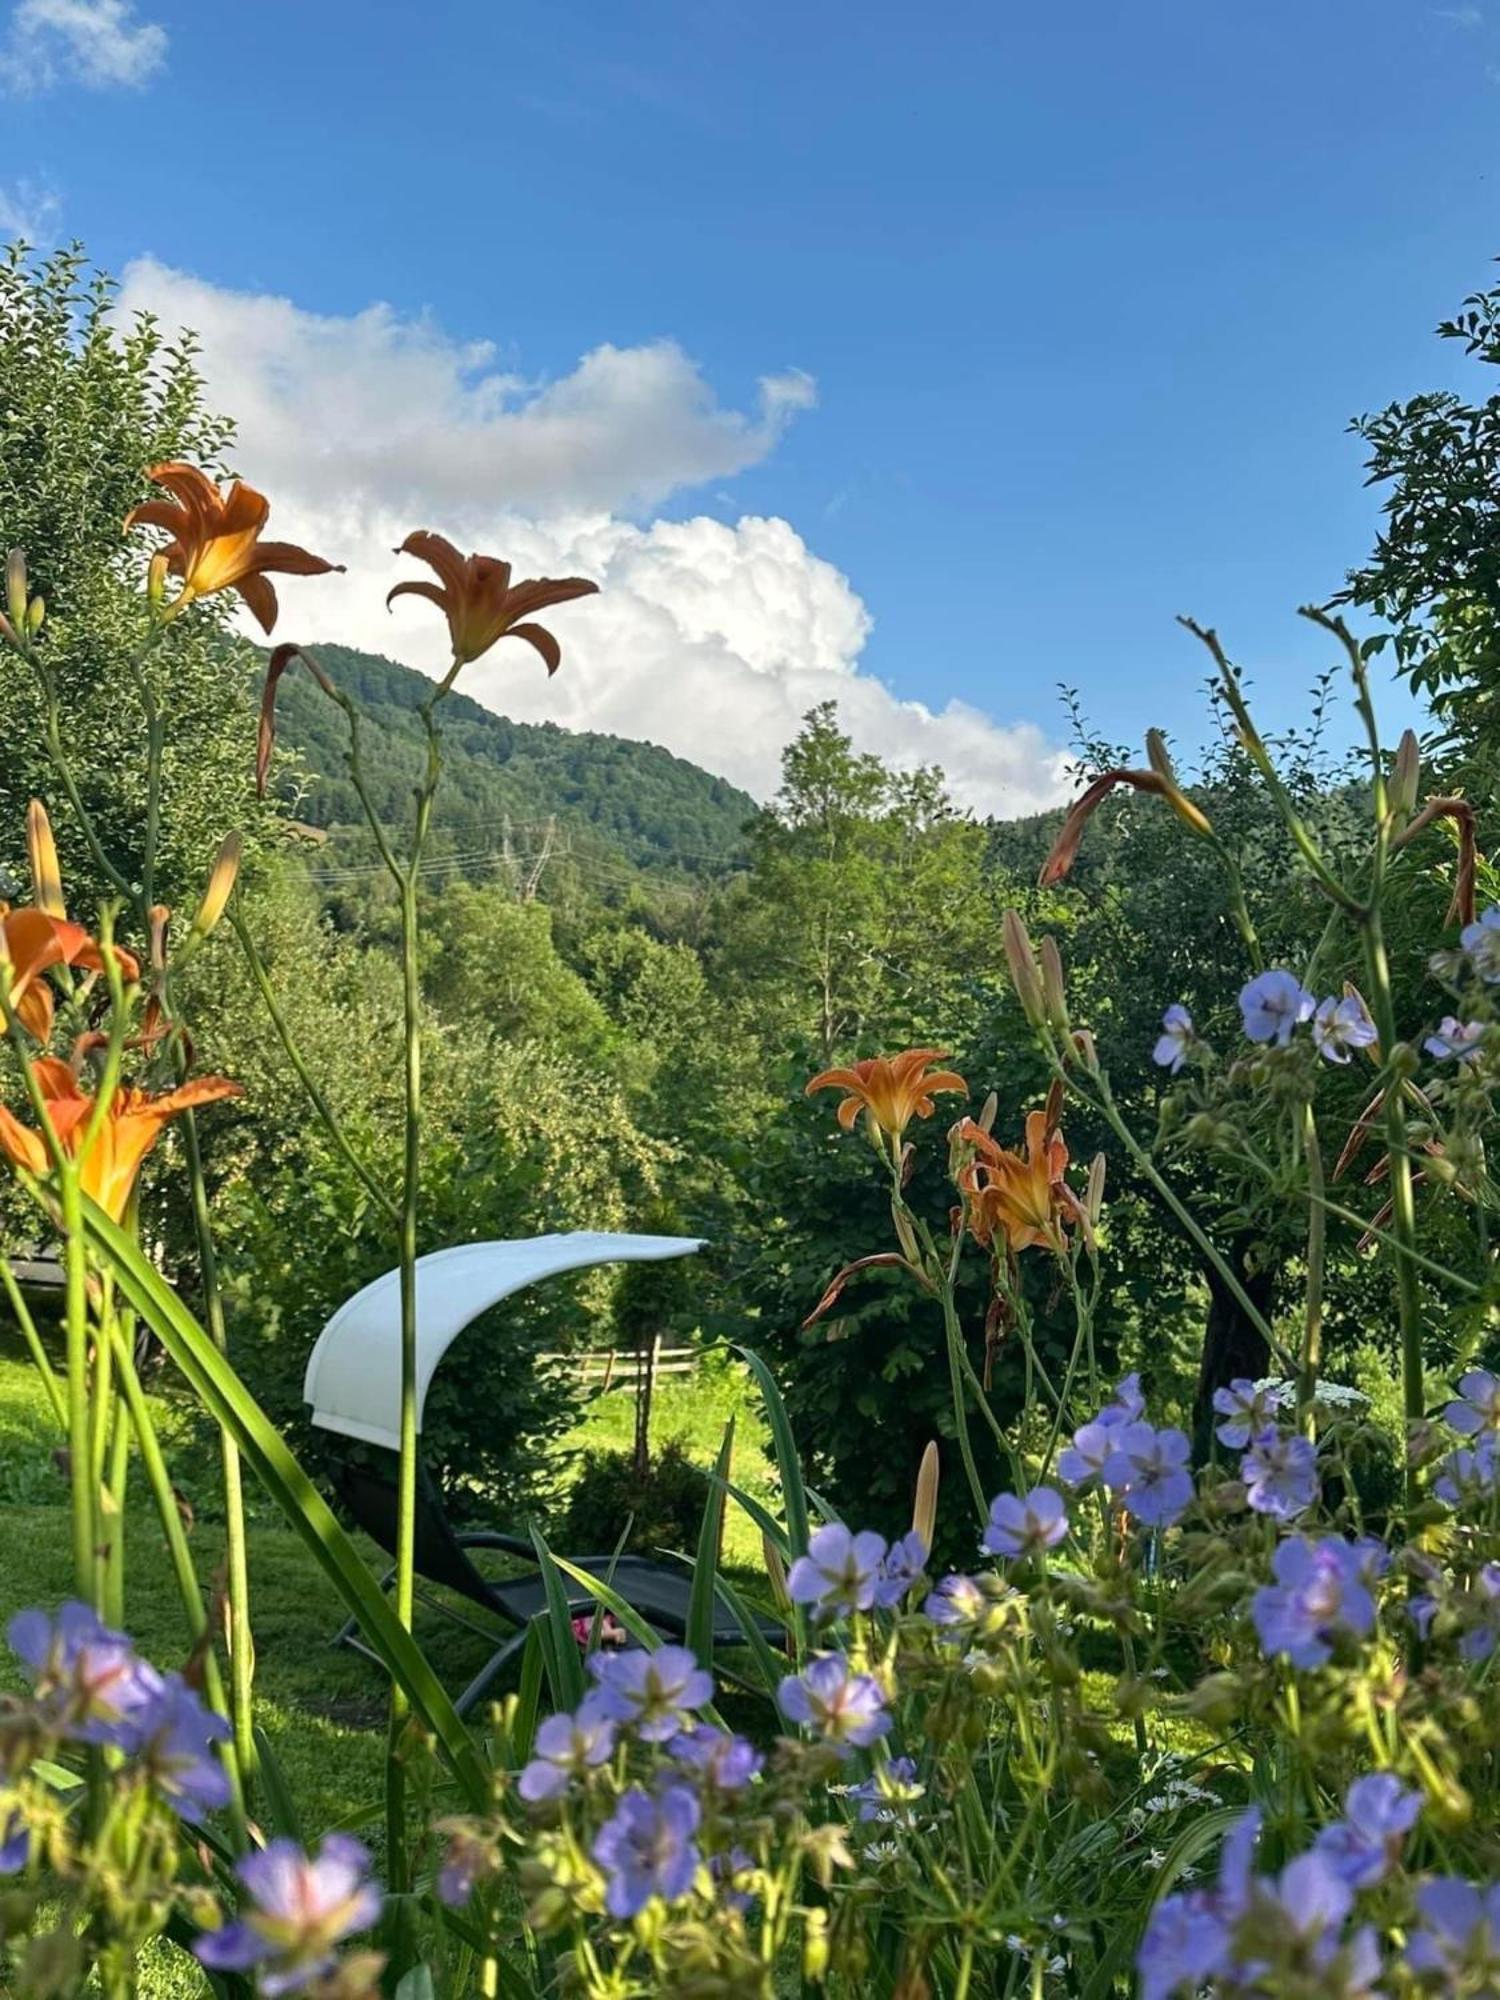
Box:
[592, 1784, 702, 1920]
[1406, 1877, 1500, 1983]
[1313, 1773, 1421, 1889]
[874, 1530, 929, 1607]
[195, 1834, 381, 1995]
[848, 1756, 925, 1824]
[1251, 1537, 1377, 1669]
[1241, 1428, 1319, 1521]
[1435, 1432, 1500, 1510]
[1460, 906, 1500, 982]
[0, 1811, 27, 1875]
[517, 1695, 617, 1802]
[1102, 1424, 1194, 1527]
[1312, 993, 1376, 1064]
[132, 1673, 232, 1824]
[7, 1602, 159, 1750]
[778, 1655, 890, 1752]
[588, 1645, 713, 1743]
[1239, 969, 1315, 1047]
[1153, 1004, 1193, 1074]
[1426, 1016, 1485, 1062]
[1211, 1378, 1278, 1450]
[1447, 1369, 1500, 1437]
[981, 1487, 1068, 1559]
[669, 1724, 762, 1791]
[787, 1523, 890, 1619]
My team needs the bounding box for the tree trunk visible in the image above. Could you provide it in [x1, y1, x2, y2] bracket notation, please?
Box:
[1192, 1241, 1276, 1462]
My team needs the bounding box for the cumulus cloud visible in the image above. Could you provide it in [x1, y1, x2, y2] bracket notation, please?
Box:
[0, 176, 61, 240]
[117, 259, 1071, 815]
[2, 0, 166, 91]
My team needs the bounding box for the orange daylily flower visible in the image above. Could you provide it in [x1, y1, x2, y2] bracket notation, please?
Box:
[956, 1108, 1084, 1255]
[124, 464, 342, 634]
[806, 1049, 968, 1142]
[0, 1057, 242, 1222]
[0, 908, 139, 1043]
[386, 531, 598, 670]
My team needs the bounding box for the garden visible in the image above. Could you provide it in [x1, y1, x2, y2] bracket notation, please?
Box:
[6, 235, 1500, 1999]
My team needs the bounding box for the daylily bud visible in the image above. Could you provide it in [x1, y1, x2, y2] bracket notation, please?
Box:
[1038, 936, 1070, 1031]
[190, 832, 242, 939]
[1069, 1027, 1099, 1071]
[1144, 727, 1176, 784]
[1391, 728, 1420, 822]
[25, 595, 43, 637]
[1085, 1151, 1106, 1226]
[802, 1908, 830, 1981]
[762, 1534, 791, 1613]
[912, 1440, 939, 1552]
[977, 1090, 998, 1135]
[147, 550, 170, 607]
[25, 801, 65, 918]
[1002, 908, 1046, 1027]
[5, 550, 26, 629]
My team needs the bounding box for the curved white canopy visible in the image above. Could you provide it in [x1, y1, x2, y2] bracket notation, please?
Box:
[303, 1233, 706, 1450]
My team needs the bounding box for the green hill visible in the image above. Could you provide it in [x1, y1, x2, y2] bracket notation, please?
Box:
[265, 643, 756, 888]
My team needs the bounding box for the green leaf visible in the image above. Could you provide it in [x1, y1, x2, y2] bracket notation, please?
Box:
[706, 1569, 785, 1699]
[252, 1725, 303, 1846]
[686, 1418, 734, 1669]
[528, 1527, 587, 1710]
[395, 1969, 436, 2000]
[79, 1198, 487, 1806]
[734, 1343, 810, 1557]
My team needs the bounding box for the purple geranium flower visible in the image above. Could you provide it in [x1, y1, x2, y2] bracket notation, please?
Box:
[195, 1835, 381, 1996]
[1312, 993, 1376, 1064]
[873, 1530, 928, 1608]
[1103, 1424, 1194, 1527]
[1099, 1372, 1146, 1427]
[1212, 1378, 1278, 1450]
[7, 1603, 160, 1751]
[435, 1825, 495, 1909]
[1461, 906, 1500, 982]
[1251, 1537, 1376, 1669]
[1406, 1877, 1500, 1982]
[589, 1645, 713, 1743]
[787, 1522, 889, 1619]
[1138, 1808, 1258, 2000]
[592, 1784, 701, 1919]
[1153, 1004, 1194, 1073]
[1447, 1369, 1500, 1437]
[1057, 1420, 1118, 1489]
[848, 1755, 925, 1824]
[981, 1487, 1068, 1559]
[669, 1724, 762, 1790]
[1435, 1432, 1500, 1510]
[0, 1811, 27, 1875]
[1314, 1773, 1421, 1889]
[1426, 1016, 1485, 1062]
[1458, 1563, 1500, 1663]
[517, 1695, 617, 1801]
[1241, 1429, 1319, 1521]
[778, 1655, 890, 1752]
[1239, 969, 1315, 1047]
[132, 1673, 232, 1824]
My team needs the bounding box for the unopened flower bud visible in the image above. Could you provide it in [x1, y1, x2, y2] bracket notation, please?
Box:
[1391, 728, 1420, 823]
[977, 1089, 998, 1135]
[1085, 1151, 1106, 1226]
[1038, 936, 1070, 1031]
[24, 596, 43, 637]
[5, 550, 26, 629]
[25, 800, 65, 918]
[147, 550, 170, 606]
[1184, 1112, 1218, 1148]
[912, 1439, 939, 1552]
[1389, 1040, 1420, 1080]
[1002, 908, 1045, 1027]
[190, 832, 242, 939]
[803, 1908, 830, 1981]
[1184, 1671, 1244, 1730]
[1068, 1027, 1099, 1071]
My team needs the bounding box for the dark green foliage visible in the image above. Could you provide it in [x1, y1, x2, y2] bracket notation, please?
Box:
[561, 1438, 712, 1558]
[267, 641, 756, 898]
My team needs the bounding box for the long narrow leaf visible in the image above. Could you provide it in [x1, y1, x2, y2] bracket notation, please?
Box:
[252, 1726, 304, 1845]
[687, 1419, 734, 1668]
[735, 1344, 810, 1556]
[708, 1570, 785, 1698]
[721, 1475, 790, 1558]
[527, 1528, 587, 1710]
[80, 1199, 486, 1805]
[510, 1619, 547, 1766]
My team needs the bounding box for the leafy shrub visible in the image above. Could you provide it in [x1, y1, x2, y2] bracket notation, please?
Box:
[561, 1437, 712, 1556]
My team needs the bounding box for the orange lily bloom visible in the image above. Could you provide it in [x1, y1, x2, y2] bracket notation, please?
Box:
[0, 908, 139, 1043]
[956, 1109, 1084, 1255]
[124, 463, 342, 634]
[806, 1049, 968, 1142]
[386, 531, 598, 670]
[0, 1057, 242, 1222]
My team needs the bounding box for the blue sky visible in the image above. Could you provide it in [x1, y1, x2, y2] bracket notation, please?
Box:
[2, 0, 1497, 807]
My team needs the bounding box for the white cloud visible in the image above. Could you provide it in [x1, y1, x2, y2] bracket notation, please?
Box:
[2, 0, 165, 92]
[117, 259, 1071, 816]
[0, 176, 61, 240]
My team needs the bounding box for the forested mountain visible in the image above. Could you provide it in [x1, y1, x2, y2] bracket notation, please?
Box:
[265, 642, 757, 883]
